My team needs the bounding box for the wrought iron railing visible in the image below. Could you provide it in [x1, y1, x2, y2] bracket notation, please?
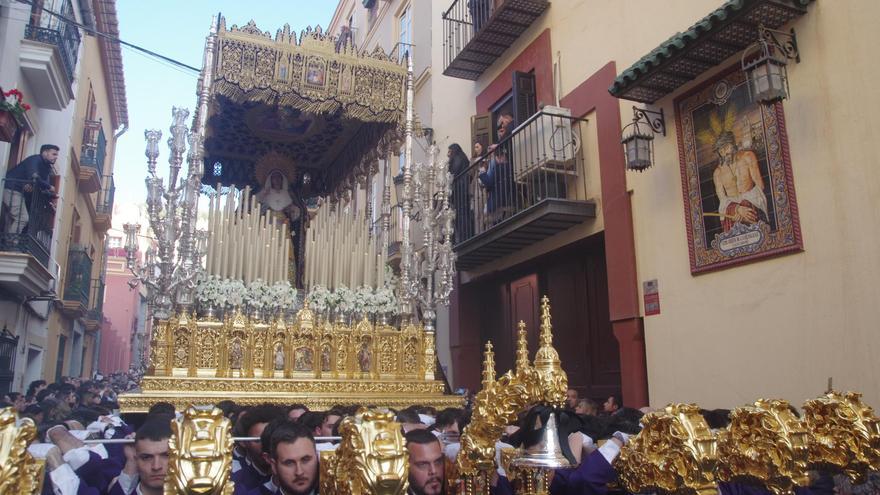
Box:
[372, 205, 402, 256]
[23, 0, 81, 83]
[63, 247, 92, 308]
[451, 110, 589, 246]
[0, 178, 55, 267]
[81, 119, 106, 176]
[442, 0, 484, 71]
[97, 174, 115, 214]
[87, 277, 105, 322]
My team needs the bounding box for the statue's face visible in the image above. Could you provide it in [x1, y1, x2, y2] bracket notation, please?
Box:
[271, 174, 283, 190]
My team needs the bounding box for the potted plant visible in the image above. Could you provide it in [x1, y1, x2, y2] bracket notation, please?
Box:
[0, 89, 31, 142]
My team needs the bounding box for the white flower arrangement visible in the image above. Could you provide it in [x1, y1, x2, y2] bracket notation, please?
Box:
[195, 274, 226, 309]
[270, 281, 298, 312]
[224, 279, 247, 309]
[247, 279, 271, 311]
[354, 285, 374, 315]
[372, 286, 399, 315]
[308, 285, 331, 313]
[334, 285, 355, 313]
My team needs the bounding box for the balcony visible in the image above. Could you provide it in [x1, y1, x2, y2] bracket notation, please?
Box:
[84, 278, 105, 332]
[94, 175, 114, 232]
[78, 120, 105, 193]
[442, 0, 549, 80]
[60, 247, 92, 317]
[0, 178, 55, 297]
[372, 205, 403, 261]
[452, 109, 597, 270]
[20, 0, 80, 109]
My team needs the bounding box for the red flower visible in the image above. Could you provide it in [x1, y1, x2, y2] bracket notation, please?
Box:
[22, 104, 31, 111]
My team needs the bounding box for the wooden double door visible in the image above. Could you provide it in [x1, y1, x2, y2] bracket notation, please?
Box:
[459, 235, 620, 403]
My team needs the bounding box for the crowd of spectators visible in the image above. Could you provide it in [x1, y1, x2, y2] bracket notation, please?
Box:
[3, 381, 876, 495]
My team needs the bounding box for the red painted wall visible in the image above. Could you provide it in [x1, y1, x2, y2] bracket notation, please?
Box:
[453, 30, 650, 407]
[98, 256, 138, 373]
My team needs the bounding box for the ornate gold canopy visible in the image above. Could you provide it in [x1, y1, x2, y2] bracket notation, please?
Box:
[203, 18, 406, 196]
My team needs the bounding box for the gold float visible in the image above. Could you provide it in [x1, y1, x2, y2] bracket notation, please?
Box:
[120, 304, 460, 412]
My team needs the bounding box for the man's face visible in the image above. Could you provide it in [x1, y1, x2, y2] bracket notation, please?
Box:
[439, 421, 459, 436]
[497, 119, 508, 139]
[270, 438, 318, 495]
[65, 392, 76, 407]
[566, 389, 578, 408]
[135, 438, 170, 491]
[319, 414, 340, 437]
[41, 149, 58, 164]
[603, 396, 618, 413]
[13, 396, 25, 411]
[288, 408, 307, 422]
[246, 422, 270, 468]
[407, 441, 444, 495]
[718, 143, 735, 162]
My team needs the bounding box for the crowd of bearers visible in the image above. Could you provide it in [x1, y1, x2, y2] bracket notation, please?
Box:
[7, 381, 874, 495]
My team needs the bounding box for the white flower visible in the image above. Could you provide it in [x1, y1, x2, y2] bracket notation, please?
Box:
[308, 285, 331, 313]
[224, 279, 247, 308]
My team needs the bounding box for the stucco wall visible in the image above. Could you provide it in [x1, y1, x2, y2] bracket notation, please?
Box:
[449, 0, 880, 408]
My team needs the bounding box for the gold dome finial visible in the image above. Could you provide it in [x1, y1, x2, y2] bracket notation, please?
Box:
[482, 341, 496, 389]
[533, 296, 567, 406]
[515, 321, 530, 375]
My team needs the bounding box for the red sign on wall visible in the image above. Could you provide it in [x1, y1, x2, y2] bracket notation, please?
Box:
[643, 280, 660, 316]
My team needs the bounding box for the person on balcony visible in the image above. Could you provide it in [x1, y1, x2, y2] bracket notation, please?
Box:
[448, 143, 472, 242]
[2, 143, 58, 234]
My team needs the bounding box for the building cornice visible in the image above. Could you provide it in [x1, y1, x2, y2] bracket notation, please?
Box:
[92, 0, 128, 129]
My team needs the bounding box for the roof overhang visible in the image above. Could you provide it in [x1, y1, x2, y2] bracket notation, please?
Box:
[609, 0, 813, 103]
[203, 19, 407, 197]
[93, 0, 128, 128]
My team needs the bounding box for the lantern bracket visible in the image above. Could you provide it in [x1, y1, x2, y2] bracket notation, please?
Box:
[758, 25, 799, 64]
[632, 107, 666, 137]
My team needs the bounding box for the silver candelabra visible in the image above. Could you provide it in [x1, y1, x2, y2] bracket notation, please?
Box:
[399, 53, 456, 333]
[123, 108, 207, 320]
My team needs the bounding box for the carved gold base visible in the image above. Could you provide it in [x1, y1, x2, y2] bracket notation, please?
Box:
[119, 376, 463, 413]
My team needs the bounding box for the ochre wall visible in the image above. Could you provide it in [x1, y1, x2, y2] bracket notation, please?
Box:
[625, 1, 880, 408]
[450, 0, 880, 408]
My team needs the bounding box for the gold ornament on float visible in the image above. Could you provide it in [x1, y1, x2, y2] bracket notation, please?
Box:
[0, 407, 44, 495]
[715, 399, 810, 494]
[455, 296, 569, 495]
[615, 403, 718, 495]
[165, 406, 234, 495]
[320, 409, 409, 495]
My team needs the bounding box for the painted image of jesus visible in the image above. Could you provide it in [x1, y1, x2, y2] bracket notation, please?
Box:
[711, 130, 768, 231]
[693, 89, 777, 247]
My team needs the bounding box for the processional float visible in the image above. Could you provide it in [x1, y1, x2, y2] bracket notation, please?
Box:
[115, 16, 456, 411]
[1, 296, 877, 494]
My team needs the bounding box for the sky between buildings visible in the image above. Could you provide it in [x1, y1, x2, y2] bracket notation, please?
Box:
[112, 0, 338, 228]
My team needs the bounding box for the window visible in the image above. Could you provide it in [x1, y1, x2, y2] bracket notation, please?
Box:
[108, 236, 122, 249]
[212, 161, 222, 177]
[398, 4, 412, 62]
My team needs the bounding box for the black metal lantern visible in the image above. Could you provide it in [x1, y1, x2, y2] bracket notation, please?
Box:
[742, 26, 800, 105]
[621, 107, 666, 172]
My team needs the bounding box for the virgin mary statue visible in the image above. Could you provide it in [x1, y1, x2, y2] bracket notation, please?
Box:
[255, 169, 307, 287]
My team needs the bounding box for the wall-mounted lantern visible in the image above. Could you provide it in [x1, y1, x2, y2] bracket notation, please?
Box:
[621, 107, 666, 172]
[742, 25, 800, 105]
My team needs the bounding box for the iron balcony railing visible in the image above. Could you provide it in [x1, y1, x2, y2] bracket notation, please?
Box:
[87, 277, 105, 322]
[0, 178, 55, 267]
[23, 0, 81, 83]
[442, 0, 548, 79]
[442, 0, 482, 72]
[63, 247, 92, 308]
[81, 119, 106, 176]
[452, 110, 589, 246]
[97, 175, 115, 214]
[371, 205, 403, 256]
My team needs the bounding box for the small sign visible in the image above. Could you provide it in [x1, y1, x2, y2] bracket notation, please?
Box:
[643, 279, 660, 316]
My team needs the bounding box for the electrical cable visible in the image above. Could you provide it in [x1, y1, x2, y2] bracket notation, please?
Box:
[14, 0, 200, 73]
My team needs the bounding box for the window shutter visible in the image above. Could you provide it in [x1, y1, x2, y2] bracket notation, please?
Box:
[512, 71, 537, 126]
[471, 113, 493, 155]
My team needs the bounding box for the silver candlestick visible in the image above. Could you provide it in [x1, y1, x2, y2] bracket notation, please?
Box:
[399, 53, 456, 333]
